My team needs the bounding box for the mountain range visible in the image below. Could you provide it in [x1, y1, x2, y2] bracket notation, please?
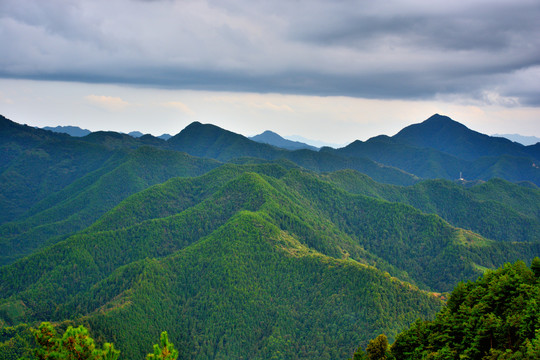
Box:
[494, 133, 540, 146]
[42, 124, 173, 141]
[1, 113, 539, 359]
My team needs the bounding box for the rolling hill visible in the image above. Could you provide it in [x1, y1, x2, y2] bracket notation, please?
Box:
[2, 164, 539, 358]
[1, 113, 539, 359]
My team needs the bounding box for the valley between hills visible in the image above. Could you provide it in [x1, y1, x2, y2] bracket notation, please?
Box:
[0, 113, 539, 359]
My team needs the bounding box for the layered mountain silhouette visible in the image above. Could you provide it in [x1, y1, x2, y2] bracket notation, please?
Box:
[494, 133, 540, 146]
[393, 114, 539, 160]
[324, 114, 540, 185]
[250, 130, 319, 151]
[1, 113, 539, 359]
[43, 125, 91, 137]
[168, 121, 418, 185]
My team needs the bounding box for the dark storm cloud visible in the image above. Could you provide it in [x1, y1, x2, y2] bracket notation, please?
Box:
[1, 0, 539, 105]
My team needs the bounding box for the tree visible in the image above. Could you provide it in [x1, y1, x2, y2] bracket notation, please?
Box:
[34, 322, 119, 360]
[388, 260, 540, 359]
[531, 257, 540, 278]
[146, 332, 178, 360]
[366, 334, 388, 360]
[350, 345, 367, 360]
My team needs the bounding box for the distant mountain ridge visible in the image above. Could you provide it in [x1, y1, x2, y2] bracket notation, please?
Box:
[43, 125, 91, 137]
[494, 133, 540, 146]
[250, 130, 318, 151]
[5, 114, 540, 187]
[324, 114, 540, 185]
[393, 114, 539, 160]
[168, 121, 419, 185]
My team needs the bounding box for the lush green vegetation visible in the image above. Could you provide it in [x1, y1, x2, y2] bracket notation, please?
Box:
[324, 170, 540, 243]
[2, 165, 538, 358]
[1, 322, 178, 360]
[1, 114, 539, 359]
[349, 259, 540, 359]
[0, 146, 220, 265]
[168, 121, 419, 186]
[327, 114, 540, 186]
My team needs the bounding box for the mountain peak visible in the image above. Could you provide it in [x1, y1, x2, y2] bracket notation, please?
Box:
[425, 113, 453, 123]
[250, 130, 318, 151]
[416, 114, 468, 130]
[393, 114, 535, 161]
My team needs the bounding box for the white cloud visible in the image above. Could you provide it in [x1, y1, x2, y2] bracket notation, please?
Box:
[85, 95, 130, 111]
[0, 0, 539, 106]
[0, 91, 15, 104]
[161, 101, 195, 115]
[480, 91, 520, 107]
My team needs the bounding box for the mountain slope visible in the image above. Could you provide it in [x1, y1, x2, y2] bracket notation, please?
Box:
[327, 114, 540, 185]
[0, 131, 123, 224]
[1, 164, 539, 359]
[393, 114, 539, 161]
[324, 170, 540, 243]
[329, 135, 467, 180]
[0, 115, 170, 224]
[0, 147, 221, 266]
[0, 170, 443, 359]
[2, 168, 536, 312]
[168, 121, 419, 186]
[84, 212, 441, 359]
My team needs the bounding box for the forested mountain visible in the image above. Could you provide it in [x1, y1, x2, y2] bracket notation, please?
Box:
[393, 114, 539, 160]
[324, 170, 540, 243]
[325, 114, 540, 185]
[1, 113, 539, 359]
[1, 164, 539, 358]
[0, 146, 220, 266]
[168, 121, 419, 186]
[388, 259, 540, 359]
[0, 115, 122, 224]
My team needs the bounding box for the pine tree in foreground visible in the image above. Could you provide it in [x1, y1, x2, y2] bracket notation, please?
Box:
[354, 258, 540, 360]
[146, 332, 178, 360]
[31, 323, 179, 360]
[34, 322, 120, 360]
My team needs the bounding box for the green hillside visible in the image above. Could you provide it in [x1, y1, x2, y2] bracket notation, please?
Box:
[324, 170, 540, 243]
[0, 146, 221, 266]
[0, 169, 445, 358]
[168, 121, 419, 186]
[2, 165, 539, 358]
[328, 115, 540, 186]
[393, 114, 539, 161]
[0, 134, 122, 224]
[1, 114, 539, 360]
[84, 211, 441, 360]
[388, 259, 540, 359]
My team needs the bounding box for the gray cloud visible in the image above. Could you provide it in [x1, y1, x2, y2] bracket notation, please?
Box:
[1, 0, 539, 105]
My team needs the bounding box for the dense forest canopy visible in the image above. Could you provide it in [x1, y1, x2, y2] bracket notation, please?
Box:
[1, 114, 539, 359]
[347, 259, 540, 360]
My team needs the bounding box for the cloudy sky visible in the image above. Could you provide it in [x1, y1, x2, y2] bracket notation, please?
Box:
[1, 0, 539, 144]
